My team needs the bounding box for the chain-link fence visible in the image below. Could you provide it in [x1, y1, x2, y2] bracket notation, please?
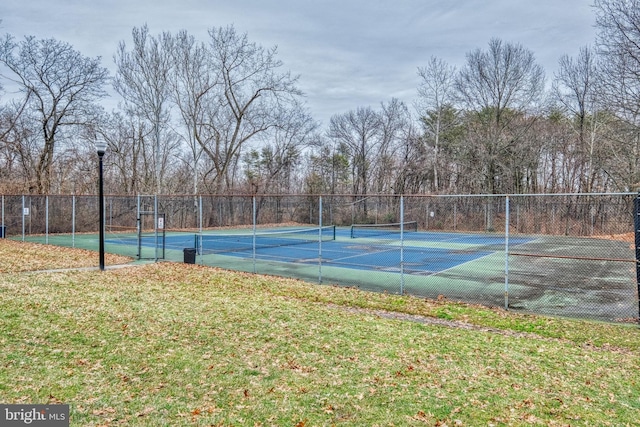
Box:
[1, 193, 638, 323]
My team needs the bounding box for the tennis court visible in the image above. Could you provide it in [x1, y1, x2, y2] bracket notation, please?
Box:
[147, 226, 533, 275]
[13, 222, 638, 323]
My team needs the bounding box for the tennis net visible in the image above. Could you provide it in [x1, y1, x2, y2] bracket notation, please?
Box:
[350, 221, 418, 238]
[196, 225, 336, 254]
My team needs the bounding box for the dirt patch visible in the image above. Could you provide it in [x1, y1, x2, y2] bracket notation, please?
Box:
[329, 304, 636, 354]
[329, 304, 538, 338]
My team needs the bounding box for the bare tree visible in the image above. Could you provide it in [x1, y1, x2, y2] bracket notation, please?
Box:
[0, 103, 36, 192]
[305, 135, 350, 196]
[594, 0, 640, 121]
[113, 25, 175, 194]
[457, 39, 545, 120]
[170, 30, 217, 196]
[328, 106, 382, 219]
[201, 25, 302, 193]
[553, 46, 607, 192]
[392, 119, 425, 194]
[377, 98, 411, 194]
[0, 35, 109, 193]
[99, 111, 151, 194]
[594, 0, 640, 189]
[455, 38, 545, 194]
[242, 103, 317, 194]
[416, 57, 457, 191]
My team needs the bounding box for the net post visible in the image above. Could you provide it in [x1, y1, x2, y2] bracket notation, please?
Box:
[634, 192, 640, 325]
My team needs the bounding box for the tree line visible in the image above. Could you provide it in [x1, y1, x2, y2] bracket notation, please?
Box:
[0, 0, 639, 197]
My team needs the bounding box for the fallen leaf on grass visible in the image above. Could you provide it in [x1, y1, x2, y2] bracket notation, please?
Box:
[136, 407, 154, 417]
[92, 407, 116, 416]
[411, 410, 432, 423]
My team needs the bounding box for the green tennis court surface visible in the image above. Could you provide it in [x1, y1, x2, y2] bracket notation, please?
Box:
[14, 227, 638, 323]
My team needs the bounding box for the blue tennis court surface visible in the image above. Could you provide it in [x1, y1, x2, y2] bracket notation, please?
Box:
[316, 244, 495, 274]
[119, 227, 532, 276]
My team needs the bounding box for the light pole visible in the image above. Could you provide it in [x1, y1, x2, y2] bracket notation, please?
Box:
[96, 140, 106, 271]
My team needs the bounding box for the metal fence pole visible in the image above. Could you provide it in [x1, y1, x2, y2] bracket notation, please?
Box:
[454, 203, 457, 231]
[72, 195, 76, 247]
[45, 195, 49, 244]
[154, 195, 159, 262]
[21, 195, 25, 241]
[319, 195, 323, 284]
[505, 195, 510, 310]
[136, 195, 141, 259]
[425, 202, 429, 230]
[252, 196, 257, 274]
[198, 195, 203, 265]
[400, 195, 405, 295]
[634, 193, 640, 325]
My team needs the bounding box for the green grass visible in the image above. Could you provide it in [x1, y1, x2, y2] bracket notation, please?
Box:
[1, 241, 639, 425]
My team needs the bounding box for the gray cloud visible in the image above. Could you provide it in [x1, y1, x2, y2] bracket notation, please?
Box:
[1, 0, 596, 124]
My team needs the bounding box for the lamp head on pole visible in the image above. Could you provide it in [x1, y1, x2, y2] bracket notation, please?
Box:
[96, 140, 107, 157]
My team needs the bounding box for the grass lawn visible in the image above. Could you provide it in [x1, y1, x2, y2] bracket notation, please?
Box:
[0, 239, 639, 426]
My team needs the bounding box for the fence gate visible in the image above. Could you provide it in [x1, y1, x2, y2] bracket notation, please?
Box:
[137, 195, 165, 261]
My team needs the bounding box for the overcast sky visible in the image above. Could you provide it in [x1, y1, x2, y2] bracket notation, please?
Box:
[1, 0, 597, 125]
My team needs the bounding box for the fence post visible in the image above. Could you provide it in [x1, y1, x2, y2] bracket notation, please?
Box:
[319, 195, 323, 284]
[453, 203, 457, 231]
[45, 195, 49, 244]
[198, 195, 203, 265]
[72, 195, 76, 247]
[154, 195, 159, 262]
[252, 196, 257, 274]
[136, 195, 141, 259]
[504, 195, 510, 310]
[21, 195, 25, 241]
[634, 193, 640, 325]
[400, 195, 405, 295]
[425, 202, 429, 230]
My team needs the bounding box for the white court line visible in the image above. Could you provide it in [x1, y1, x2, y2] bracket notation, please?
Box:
[420, 250, 498, 277]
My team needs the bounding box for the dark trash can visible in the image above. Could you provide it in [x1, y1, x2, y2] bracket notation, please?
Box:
[0, 226, 5, 238]
[183, 248, 196, 264]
